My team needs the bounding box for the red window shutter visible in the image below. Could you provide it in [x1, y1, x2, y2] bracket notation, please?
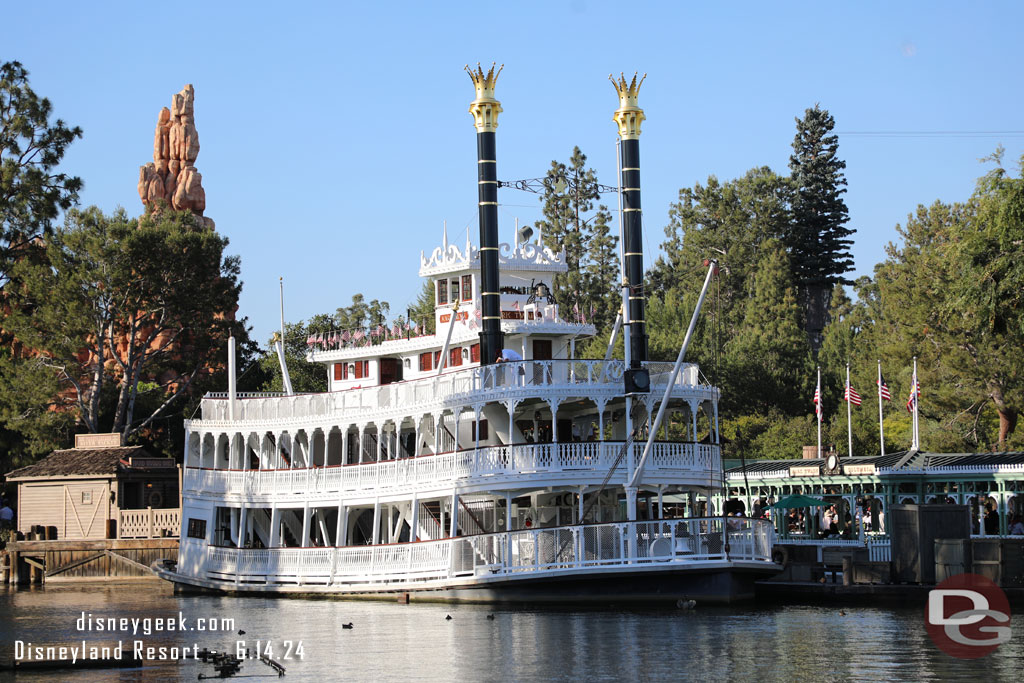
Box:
[433, 351, 441, 369]
[354, 361, 364, 380]
[470, 343, 480, 363]
[333, 363, 343, 381]
[450, 348, 462, 366]
[419, 352, 432, 372]
[363, 360, 369, 377]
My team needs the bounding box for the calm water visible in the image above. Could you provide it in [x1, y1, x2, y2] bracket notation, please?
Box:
[1, 582, 1021, 681]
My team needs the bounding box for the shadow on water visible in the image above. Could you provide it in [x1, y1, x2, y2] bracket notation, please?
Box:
[1, 583, 1022, 681]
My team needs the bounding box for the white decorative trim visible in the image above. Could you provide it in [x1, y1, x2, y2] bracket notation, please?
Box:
[419, 239, 568, 277]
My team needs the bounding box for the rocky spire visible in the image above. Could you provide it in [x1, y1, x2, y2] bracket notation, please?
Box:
[137, 84, 213, 228]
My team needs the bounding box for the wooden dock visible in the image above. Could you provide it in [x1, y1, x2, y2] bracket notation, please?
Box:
[3, 538, 178, 584]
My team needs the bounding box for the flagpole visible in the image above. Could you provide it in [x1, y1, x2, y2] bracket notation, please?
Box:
[846, 363, 853, 459]
[817, 365, 822, 460]
[878, 360, 886, 457]
[912, 356, 920, 450]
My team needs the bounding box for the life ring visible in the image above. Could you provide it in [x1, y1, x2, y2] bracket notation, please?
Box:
[148, 490, 164, 508]
[771, 547, 789, 565]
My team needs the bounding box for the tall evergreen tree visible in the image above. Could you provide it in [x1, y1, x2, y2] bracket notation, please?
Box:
[0, 61, 82, 288]
[534, 147, 612, 319]
[788, 105, 854, 352]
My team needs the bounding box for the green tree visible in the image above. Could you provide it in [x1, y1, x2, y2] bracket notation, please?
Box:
[787, 104, 854, 351]
[407, 279, 436, 336]
[1, 61, 82, 287]
[1, 207, 247, 443]
[649, 167, 792, 392]
[723, 238, 810, 415]
[534, 147, 614, 319]
[869, 152, 1024, 450]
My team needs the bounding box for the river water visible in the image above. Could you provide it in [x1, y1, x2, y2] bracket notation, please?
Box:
[1, 582, 1021, 681]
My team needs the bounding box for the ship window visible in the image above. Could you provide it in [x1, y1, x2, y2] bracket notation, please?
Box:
[470, 343, 480, 363]
[434, 351, 441, 369]
[450, 278, 460, 303]
[449, 348, 462, 367]
[437, 279, 448, 306]
[471, 420, 489, 441]
[462, 275, 472, 301]
[333, 363, 344, 381]
[187, 518, 207, 540]
[419, 352, 432, 372]
[353, 360, 369, 379]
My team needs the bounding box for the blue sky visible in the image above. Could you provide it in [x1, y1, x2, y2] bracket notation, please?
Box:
[7, 1, 1024, 346]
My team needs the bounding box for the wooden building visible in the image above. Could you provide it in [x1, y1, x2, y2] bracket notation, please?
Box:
[5, 434, 180, 541]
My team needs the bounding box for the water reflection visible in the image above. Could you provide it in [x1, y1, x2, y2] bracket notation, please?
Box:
[1, 584, 1020, 681]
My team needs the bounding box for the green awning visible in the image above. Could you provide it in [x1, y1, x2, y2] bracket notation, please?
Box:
[766, 494, 827, 510]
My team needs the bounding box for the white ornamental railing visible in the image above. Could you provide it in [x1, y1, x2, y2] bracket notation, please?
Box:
[867, 537, 892, 562]
[183, 441, 722, 499]
[197, 360, 708, 424]
[200, 517, 774, 587]
[118, 508, 181, 539]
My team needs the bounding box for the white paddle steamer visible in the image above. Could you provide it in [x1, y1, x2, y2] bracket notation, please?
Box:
[157, 67, 776, 603]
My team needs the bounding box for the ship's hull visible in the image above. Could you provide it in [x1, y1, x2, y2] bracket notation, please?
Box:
[154, 558, 778, 605]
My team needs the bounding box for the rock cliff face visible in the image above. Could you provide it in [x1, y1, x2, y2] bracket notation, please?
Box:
[138, 84, 213, 228]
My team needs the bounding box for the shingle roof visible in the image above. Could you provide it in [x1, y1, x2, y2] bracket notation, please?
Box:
[5, 446, 152, 479]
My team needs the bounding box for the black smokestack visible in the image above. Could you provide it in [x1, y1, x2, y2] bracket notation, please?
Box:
[611, 73, 648, 367]
[467, 63, 505, 366]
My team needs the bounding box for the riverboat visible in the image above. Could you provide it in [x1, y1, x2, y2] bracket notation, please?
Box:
[155, 66, 777, 603]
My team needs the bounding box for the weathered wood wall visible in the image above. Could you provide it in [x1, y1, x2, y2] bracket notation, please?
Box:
[4, 538, 178, 584]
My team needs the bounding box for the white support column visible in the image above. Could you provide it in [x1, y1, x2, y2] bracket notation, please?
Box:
[376, 426, 383, 462]
[410, 494, 419, 542]
[238, 505, 248, 548]
[658, 486, 664, 520]
[449, 492, 459, 537]
[269, 504, 280, 547]
[339, 501, 352, 548]
[578, 486, 585, 525]
[301, 502, 311, 547]
[372, 499, 381, 544]
[505, 491, 513, 531]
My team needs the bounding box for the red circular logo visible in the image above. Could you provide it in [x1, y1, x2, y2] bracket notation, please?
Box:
[925, 573, 1011, 659]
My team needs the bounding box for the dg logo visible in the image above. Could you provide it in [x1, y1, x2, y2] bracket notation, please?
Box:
[926, 573, 1011, 659]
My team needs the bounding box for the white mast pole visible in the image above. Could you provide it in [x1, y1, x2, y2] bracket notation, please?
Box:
[846, 363, 853, 459]
[912, 356, 920, 451]
[817, 366, 822, 460]
[878, 359, 885, 456]
[228, 335, 237, 421]
[628, 259, 717, 489]
[276, 277, 295, 396]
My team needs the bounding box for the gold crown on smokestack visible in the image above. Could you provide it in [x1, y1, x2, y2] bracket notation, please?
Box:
[466, 62, 504, 132]
[610, 72, 647, 140]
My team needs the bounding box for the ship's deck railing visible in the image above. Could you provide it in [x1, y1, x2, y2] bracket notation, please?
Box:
[197, 360, 710, 424]
[194, 517, 774, 587]
[183, 441, 722, 498]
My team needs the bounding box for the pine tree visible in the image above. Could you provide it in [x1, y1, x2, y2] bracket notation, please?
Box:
[788, 105, 854, 352]
[0, 61, 83, 287]
[534, 147, 609, 318]
[582, 205, 617, 330]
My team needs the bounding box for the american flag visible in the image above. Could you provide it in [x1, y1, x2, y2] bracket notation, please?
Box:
[906, 379, 920, 413]
[844, 384, 862, 406]
[878, 373, 891, 401]
[813, 379, 822, 419]
[512, 301, 520, 311]
[341, 329, 350, 343]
